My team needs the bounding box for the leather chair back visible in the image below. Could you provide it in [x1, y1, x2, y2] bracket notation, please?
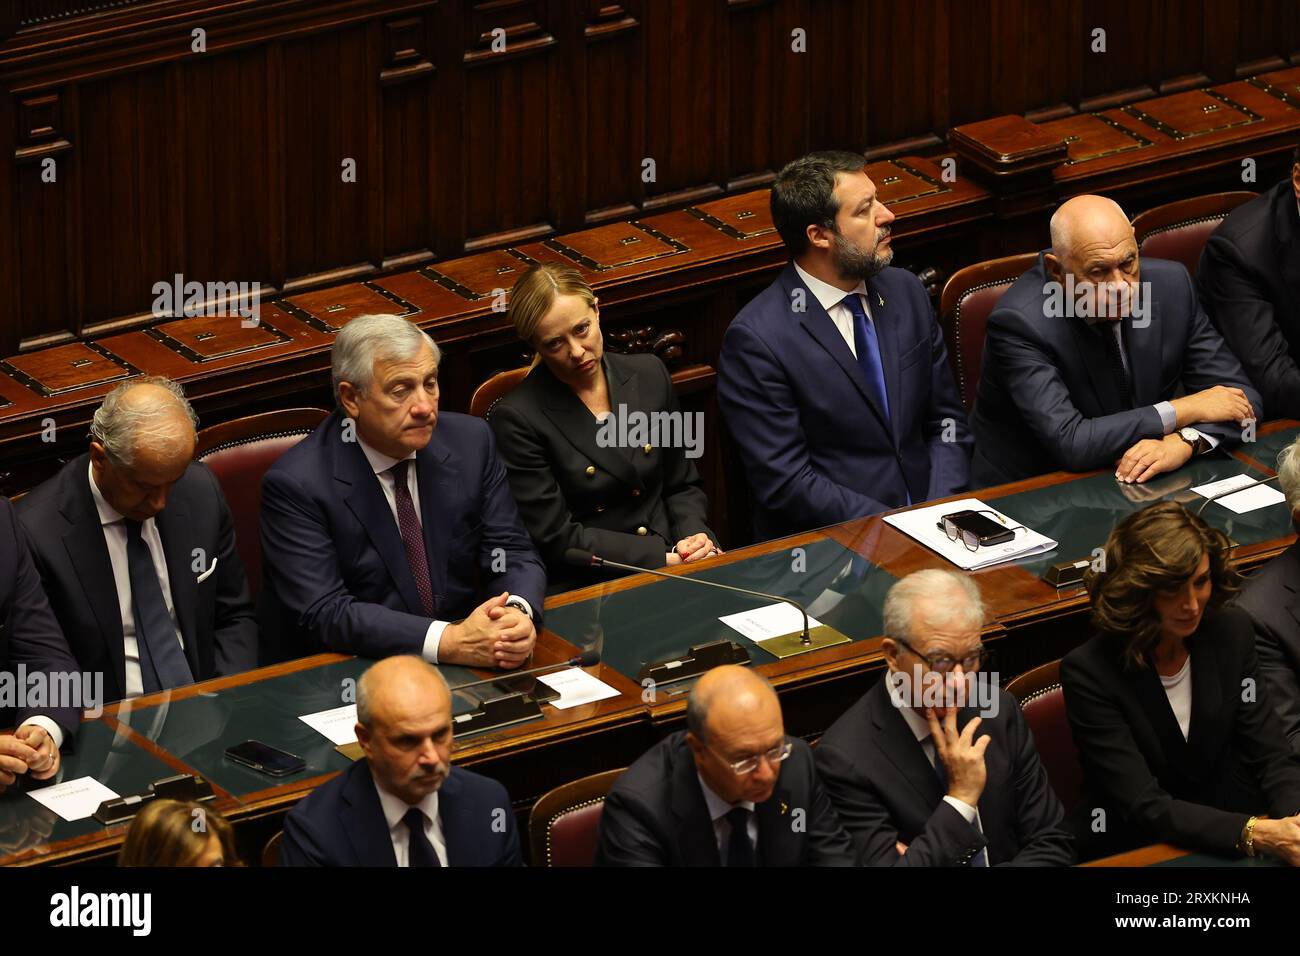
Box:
[528, 767, 624, 866]
[1131, 191, 1257, 278]
[1005, 660, 1083, 813]
[939, 252, 1039, 410]
[196, 408, 329, 602]
[470, 366, 529, 419]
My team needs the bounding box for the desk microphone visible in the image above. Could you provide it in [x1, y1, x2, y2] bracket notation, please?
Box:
[446, 649, 601, 693]
[1195, 473, 1281, 516]
[564, 548, 812, 646]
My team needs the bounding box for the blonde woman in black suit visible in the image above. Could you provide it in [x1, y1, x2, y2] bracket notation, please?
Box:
[489, 263, 721, 593]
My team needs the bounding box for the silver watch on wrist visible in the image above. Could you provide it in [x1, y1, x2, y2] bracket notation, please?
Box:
[504, 598, 530, 619]
[1176, 427, 1207, 455]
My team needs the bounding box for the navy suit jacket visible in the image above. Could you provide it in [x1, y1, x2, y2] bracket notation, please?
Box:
[718, 263, 971, 541]
[815, 681, 1074, 866]
[260, 409, 546, 660]
[1233, 540, 1300, 756]
[594, 730, 857, 866]
[279, 759, 521, 866]
[971, 255, 1262, 486]
[0, 498, 80, 741]
[1198, 179, 1300, 419]
[16, 455, 257, 704]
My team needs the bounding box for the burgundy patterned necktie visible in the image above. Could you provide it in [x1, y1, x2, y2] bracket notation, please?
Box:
[389, 460, 435, 617]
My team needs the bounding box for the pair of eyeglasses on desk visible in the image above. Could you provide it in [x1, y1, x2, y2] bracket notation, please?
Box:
[936, 509, 1027, 552]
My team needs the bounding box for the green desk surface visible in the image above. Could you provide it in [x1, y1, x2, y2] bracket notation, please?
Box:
[0, 720, 178, 859]
[544, 537, 895, 682]
[992, 451, 1292, 582]
[1241, 424, 1300, 471]
[113, 659, 515, 798]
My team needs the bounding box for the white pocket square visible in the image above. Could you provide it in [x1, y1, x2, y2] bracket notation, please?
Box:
[196, 557, 218, 583]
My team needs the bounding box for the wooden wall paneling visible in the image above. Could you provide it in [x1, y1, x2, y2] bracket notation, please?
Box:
[0, 87, 14, 355]
[1234, 0, 1300, 76]
[641, 0, 723, 210]
[12, 86, 75, 352]
[725, 0, 786, 190]
[1152, 0, 1211, 94]
[581, 0, 645, 224]
[805, 0, 866, 153]
[863, 0, 941, 155]
[281, 26, 372, 288]
[265, 38, 286, 291]
[1077, 0, 1155, 111]
[78, 70, 169, 338]
[461, 1, 558, 251]
[380, 11, 436, 269]
[1199, 0, 1240, 86]
[432, 0, 467, 261]
[546, 0, 584, 234]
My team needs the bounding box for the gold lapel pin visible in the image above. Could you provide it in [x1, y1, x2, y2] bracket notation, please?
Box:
[877, 293, 885, 308]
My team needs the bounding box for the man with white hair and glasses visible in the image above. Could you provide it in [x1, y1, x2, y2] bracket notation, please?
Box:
[816, 569, 1074, 865]
[260, 314, 546, 667]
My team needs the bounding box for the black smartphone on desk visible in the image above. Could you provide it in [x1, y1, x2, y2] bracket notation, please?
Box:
[224, 740, 306, 777]
[938, 509, 1017, 547]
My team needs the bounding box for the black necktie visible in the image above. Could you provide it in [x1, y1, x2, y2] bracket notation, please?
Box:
[123, 519, 193, 692]
[725, 806, 755, 867]
[389, 461, 435, 617]
[1095, 321, 1133, 408]
[404, 807, 441, 867]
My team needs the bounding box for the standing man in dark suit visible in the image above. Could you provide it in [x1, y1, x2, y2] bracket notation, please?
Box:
[816, 570, 1074, 866]
[1197, 148, 1300, 419]
[972, 194, 1260, 487]
[17, 377, 257, 703]
[1234, 433, 1300, 754]
[260, 313, 546, 666]
[595, 665, 856, 866]
[718, 150, 971, 541]
[0, 498, 83, 794]
[280, 655, 520, 866]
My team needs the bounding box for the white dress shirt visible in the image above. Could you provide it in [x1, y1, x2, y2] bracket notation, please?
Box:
[355, 437, 533, 664]
[1159, 655, 1193, 742]
[88, 462, 185, 700]
[374, 778, 448, 867]
[793, 261, 875, 357]
[696, 772, 758, 863]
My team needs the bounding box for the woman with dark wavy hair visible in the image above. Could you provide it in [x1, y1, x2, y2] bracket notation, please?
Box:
[1061, 500, 1300, 863]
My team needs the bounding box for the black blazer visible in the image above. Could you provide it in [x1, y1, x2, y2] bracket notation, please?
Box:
[1061, 607, 1300, 859]
[16, 455, 258, 704]
[594, 730, 856, 866]
[1198, 178, 1300, 419]
[260, 409, 546, 661]
[279, 759, 521, 866]
[1234, 541, 1300, 755]
[0, 498, 80, 741]
[815, 681, 1074, 866]
[489, 353, 713, 593]
[971, 255, 1262, 486]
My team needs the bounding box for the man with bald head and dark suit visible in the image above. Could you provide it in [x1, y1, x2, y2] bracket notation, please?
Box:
[972, 194, 1261, 487]
[595, 664, 856, 866]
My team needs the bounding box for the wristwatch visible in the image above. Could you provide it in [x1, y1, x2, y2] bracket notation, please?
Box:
[1175, 427, 1208, 455]
[505, 597, 531, 619]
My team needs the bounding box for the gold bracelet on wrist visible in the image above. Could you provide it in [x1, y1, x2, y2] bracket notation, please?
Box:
[1240, 815, 1259, 858]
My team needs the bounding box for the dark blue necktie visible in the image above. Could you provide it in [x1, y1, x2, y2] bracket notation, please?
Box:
[929, 736, 988, 867]
[842, 292, 890, 420]
[725, 806, 755, 867]
[404, 807, 442, 867]
[124, 519, 194, 693]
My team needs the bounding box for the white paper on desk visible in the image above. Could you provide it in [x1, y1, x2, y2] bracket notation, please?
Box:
[1191, 474, 1286, 514]
[27, 777, 119, 822]
[719, 603, 825, 643]
[536, 668, 620, 710]
[299, 704, 358, 745]
[883, 497, 1058, 571]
